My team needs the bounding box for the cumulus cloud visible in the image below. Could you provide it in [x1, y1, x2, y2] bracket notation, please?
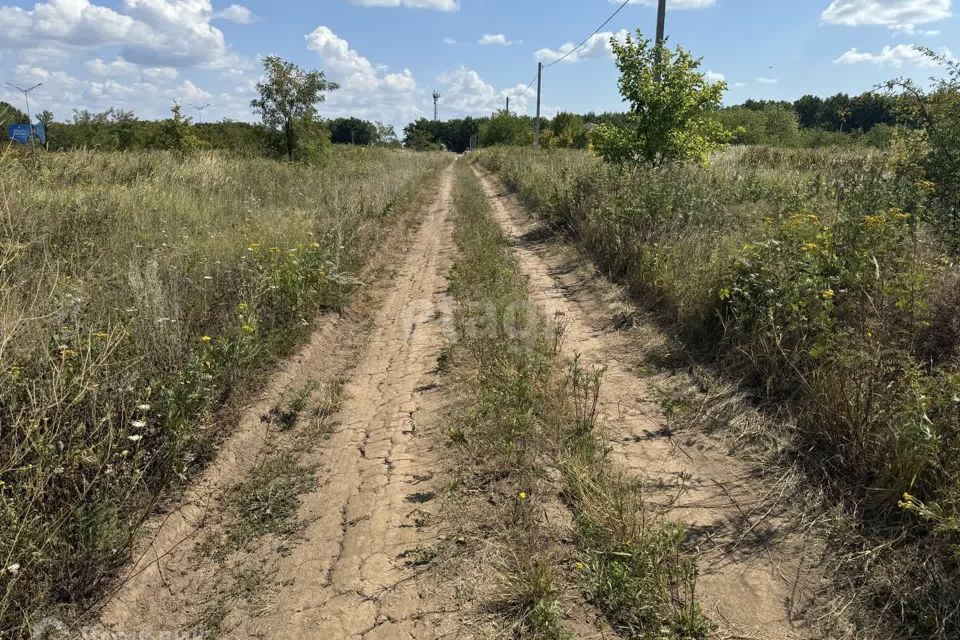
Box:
[756, 76, 779, 84]
[704, 70, 725, 83]
[822, 0, 952, 29]
[0, 0, 242, 68]
[350, 0, 458, 10]
[834, 43, 956, 66]
[436, 66, 531, 115]
[535, 30, 628, 64]
[87, 57, 139, 77]
[478, 34, 520, 46]
[214, 4, 256, 24]
[305, 25, 420, 127]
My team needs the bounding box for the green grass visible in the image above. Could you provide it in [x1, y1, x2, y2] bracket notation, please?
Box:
[445, 160, 709, 638]
[477, 145, 960, 638]
[0, 146, 447, 636]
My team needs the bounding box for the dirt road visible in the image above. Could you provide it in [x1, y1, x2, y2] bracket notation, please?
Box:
[95, 159, 838, 640]
[98, 164, 464, 639]
[473, 166, 831, 640]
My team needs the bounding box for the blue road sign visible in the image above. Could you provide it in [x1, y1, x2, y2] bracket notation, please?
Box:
[7, 124, 45, 145]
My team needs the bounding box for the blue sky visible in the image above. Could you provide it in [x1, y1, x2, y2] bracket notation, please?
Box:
[0, 0, 956, 131]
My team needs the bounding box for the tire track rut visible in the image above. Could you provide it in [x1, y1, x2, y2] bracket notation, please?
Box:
[100, 164, 463, 639]
[474, 165, 830, 640]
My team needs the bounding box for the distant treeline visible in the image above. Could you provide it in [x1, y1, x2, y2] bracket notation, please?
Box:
[0, 89, 908, 155]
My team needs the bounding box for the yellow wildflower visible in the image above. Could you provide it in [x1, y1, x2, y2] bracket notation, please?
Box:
[574, 562, 585, 571]
[238, 302, 248, 312]
[241, 324, 255, 335]
[247, 243, 260, 251]
[269, 246, 281, 254]
[802, 242, 818, 252]
[822, 289, 835, 300]
[94, 332, 109, 339]
[201, 335, 212, 343]
[518, 491, 527, 502]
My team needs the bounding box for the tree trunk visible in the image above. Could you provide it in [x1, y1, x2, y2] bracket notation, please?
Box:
[285, 119, 294, 160]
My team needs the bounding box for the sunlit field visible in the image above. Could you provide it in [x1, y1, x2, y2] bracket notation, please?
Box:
[0, 147, 446, 634]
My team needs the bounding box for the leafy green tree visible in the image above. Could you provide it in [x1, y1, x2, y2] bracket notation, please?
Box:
[374, 122, 400, 147]
[0, 101, 27, 128]
[36, 110, 53, 128]
[549, 112, 589, 149]
[329, 117, 377, 145]
[478, 111, 533, 147]
[592, 31, 731, 166]
[886, 48, 960, 247]
[251, 55, 338, 160]
[717, 104, 800, 146]
[158, 103, 202, 154]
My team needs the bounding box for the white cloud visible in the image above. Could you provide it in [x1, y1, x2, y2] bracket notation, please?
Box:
[176, 78, 211, 103]
[834, 43, 956, 66]
[621, 0, 715, 7]
[143, 65, 178, 80]
[214, 4, 256, 24]
[756, 76, 779, 84]
[535, 30, 628, 64]
[822, 0, 952, 29]
[0, 0, 241, 68]
[305, 25, 420, 128]
[704, 69, 725, 83]
[479, 33, 520, 46]
[87, 57, 138, 76]
[436, 66, 530, 115]
[350, 0, 458, 10]
[443, 37, 456, 45]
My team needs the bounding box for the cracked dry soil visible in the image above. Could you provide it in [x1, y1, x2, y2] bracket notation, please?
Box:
[99, 164, 467, 639]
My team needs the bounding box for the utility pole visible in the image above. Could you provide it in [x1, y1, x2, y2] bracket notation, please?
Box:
[191, 103, 211, 124]
[505, 96, 510, 116]
[432, 91, 440, 121]
[534, 62, 542, 148]
[654, 0, 667, 83]
[6, 81, 42, 149]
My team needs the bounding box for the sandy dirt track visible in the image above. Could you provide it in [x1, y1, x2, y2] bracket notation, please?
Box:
[98, 163, 464, 639]
[474, 165, 831, 640]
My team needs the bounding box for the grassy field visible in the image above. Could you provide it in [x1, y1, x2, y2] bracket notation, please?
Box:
[477, 145, 960, 637]
[0, 147, 446, 635]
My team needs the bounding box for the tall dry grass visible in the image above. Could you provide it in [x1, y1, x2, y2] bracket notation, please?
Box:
[0, 147, 447, 636]
[477, 146, 960, 638]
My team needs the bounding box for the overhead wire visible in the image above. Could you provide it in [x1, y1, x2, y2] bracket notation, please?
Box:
[543, 0, 632, 68]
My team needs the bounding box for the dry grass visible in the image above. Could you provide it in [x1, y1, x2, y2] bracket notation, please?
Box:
[477, 145, 960, 638]
[0, 146, 447, 636]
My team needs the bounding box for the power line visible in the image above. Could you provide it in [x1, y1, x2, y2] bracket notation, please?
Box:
[516, 71, 540, 99]
[544, 0, 632, 68]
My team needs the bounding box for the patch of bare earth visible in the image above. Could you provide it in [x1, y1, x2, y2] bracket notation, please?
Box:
[474, 165, 835, 640]
[95, 164, 477, 639]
